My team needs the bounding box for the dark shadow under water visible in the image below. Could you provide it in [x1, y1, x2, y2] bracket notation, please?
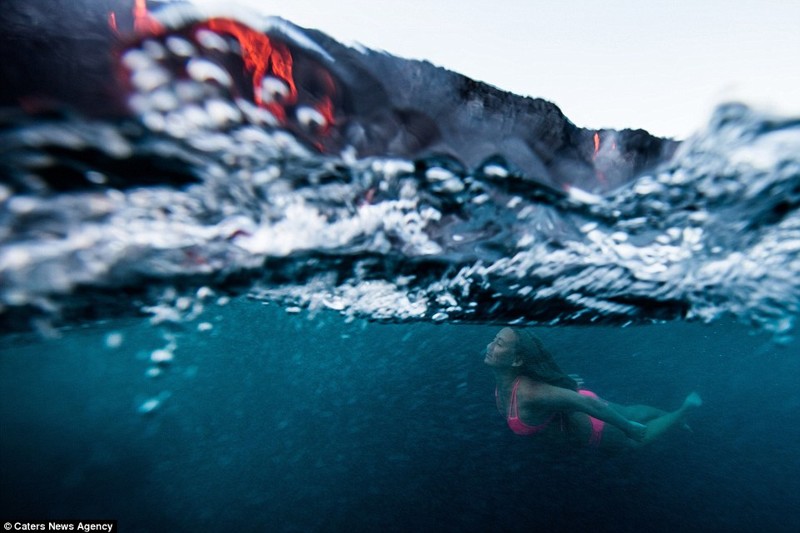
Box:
[1, 299, 799, 532]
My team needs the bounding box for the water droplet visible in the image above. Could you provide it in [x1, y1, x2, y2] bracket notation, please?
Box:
[438, 177, 465, 193]
[261, 77, 289, 104]
[506, 196, 522, 209]
[580, 222, 599, 233]
[85, 171, 108, 185]
[296, 106, 327, 132]
[195, 29, 229, 52]
[8, 196, 37, 214]
[149, 88, 179, 111]
[141, 111, 166, 132]
[174, 80, 205, 103]
[164, 111, 189, 138]
[131, 66, 170, 92]
[141, 40, 166, 60]
[236, 99, 278, 126]
[205, 99, 241, 127]
[197, 286, 214, 299]
[186, 58, 232, 87]
[425, 167, 454, 182]
[166, 36, 195, 57]
[122, 49, 153, 71]
[566, 186, 602, 205]
[482, 163, 509, 178]
[181, 105, 212, 129]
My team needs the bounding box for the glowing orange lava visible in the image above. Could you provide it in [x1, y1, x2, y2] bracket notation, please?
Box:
[133, 0, 162, 34]
[205, 18, 297, 120]
[317, 96, 335, 131]
[110, 7, 337, 142]
[593, 132, 600, 158]
[108, 0, 162, 35]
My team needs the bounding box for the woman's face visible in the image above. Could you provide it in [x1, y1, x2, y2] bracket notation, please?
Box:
[484, 328, 520, 367]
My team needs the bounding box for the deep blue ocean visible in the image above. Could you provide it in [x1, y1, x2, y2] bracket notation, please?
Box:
[2, 300, 799, 532]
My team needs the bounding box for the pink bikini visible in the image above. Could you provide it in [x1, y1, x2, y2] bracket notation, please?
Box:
[498, 377, 605, 446]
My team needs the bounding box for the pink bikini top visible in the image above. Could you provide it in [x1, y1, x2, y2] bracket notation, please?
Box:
[497, 377, 559, 436]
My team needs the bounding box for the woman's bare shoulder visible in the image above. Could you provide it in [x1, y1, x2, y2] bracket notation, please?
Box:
[517, 379, 581, 407]
[516, 377, 561, 397]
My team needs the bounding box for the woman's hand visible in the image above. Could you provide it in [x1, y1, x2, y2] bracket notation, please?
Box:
[625, 421, 647, 442]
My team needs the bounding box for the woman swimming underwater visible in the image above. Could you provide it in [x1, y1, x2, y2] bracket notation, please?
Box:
[485, 328, 702, 450]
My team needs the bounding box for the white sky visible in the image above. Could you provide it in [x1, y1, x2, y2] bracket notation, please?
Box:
[193, 0, 799, 139]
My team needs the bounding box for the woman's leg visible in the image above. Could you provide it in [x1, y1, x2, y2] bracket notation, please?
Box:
[640, 392, 702, 444]
[609, 403, 668, 423]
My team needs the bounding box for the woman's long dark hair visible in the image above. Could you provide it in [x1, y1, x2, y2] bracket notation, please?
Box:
[512, 329, 578, 391]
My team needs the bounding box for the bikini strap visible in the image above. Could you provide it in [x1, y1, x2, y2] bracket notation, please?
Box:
[508, 376, 522, 418]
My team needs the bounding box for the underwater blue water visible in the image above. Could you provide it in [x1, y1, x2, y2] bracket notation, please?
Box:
[2, 300, 799, 532]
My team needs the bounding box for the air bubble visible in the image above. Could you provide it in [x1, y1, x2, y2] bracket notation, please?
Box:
[138, 397, 161, 414]
[150, 349, 174, 365]
[104, 332, 123, 349]
[138, 391, 171, 415]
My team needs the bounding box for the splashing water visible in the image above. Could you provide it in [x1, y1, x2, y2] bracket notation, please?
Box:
[0, 5, 798, 338]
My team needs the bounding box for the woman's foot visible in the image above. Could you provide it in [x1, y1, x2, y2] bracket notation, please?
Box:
[683, 392, 703, 409]
[679, 392, 702, 432]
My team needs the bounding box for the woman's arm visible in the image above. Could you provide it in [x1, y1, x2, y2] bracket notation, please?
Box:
[533, 385, 647, 441]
